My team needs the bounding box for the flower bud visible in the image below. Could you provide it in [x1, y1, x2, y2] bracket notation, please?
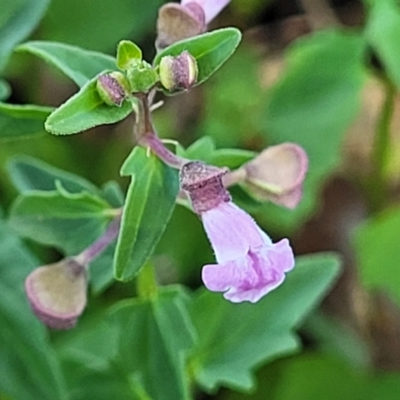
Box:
[159, 51, 198, 92]
[96, 72, 129, 106]
[127, 61, 159, 93]
[156, 2, 205, 49]
[25, 258, 87, 330]
[239, 143, 308, 209]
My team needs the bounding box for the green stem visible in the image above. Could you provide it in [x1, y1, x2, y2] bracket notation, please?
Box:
[136, 262, 158, 299]
[369, 80, 396, 212]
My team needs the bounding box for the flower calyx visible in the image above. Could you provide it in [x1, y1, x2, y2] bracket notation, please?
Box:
[180, 161, 230, 213]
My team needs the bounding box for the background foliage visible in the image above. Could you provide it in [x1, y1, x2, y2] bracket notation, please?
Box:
[2, 0, 400, 399]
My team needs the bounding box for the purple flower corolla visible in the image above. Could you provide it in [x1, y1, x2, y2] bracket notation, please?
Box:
[180, 161, 295, 303]
[201, 202, 294, 303]
[181, 0, 230, 24]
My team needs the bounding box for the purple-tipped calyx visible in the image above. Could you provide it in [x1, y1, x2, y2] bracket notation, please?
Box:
[180, 160, 295, 303]
[159, 51, 198, 92]
[25, 258, 87, 329]
[180, 161, 230, 213]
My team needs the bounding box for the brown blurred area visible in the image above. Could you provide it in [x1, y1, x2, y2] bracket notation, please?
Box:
[250, 0, 400, 372]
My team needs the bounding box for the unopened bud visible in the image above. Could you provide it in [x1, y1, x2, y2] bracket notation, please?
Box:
[156, 2, 206, 49]
[159, 51, 198, 92]
[127, 61, 159, 93]
[25, 258, 87, 330]
[240, 143, 308, 209]
[97, 72, 129, 106]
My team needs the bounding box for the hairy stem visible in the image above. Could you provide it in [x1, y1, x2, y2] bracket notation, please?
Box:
[134, 94, 188, 169]
[75, 213, 121, 266]
[141, 132, 188, 168]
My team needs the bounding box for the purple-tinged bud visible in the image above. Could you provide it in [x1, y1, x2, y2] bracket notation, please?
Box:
[239, 143, 308, 209]
[180, 161, 230, 213]
[25, 258, 87, 330]
[159, 51, 198, 92]
[156, 3, 206, 50]
[96, 72, 129, 106]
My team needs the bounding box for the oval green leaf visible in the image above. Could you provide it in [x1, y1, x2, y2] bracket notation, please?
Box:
[8, 189, 113, 254]
[109, 287, 196, 400]
[17, 41, 117, 87]
[7, 155, 101, 195]
[0, 103, 53, 140]
[154, 27, 242, 87]
[0, 0, 50, 71]
[190, 253, 341, 392]
[116, 40, 142, 70]
[114, 146, 179, 281]
[45, 74, 132, 135]
[366, 1, 400, 89]
[0, 221, 67, 400]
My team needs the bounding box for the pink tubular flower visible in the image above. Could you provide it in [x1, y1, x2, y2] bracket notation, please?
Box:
[180, 161, 295, 303]
[202, 202, 294, 302]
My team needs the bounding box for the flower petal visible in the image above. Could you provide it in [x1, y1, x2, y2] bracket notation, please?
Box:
[202, 238, 294, 303]
[181, 0, 230, 23]
[201, 202, 267, 264]
[259, 238, 295, 273]
[156, 3, 205, 49]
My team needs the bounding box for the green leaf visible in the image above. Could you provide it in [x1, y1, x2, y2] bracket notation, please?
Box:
[17, 41, 116, 87]
[0, 103, 53, 140]
[365, 0, 400, 89]
[90, 243, 117, 294]
[116, 40, 142, 70]
[0, 0, 50, 71]
[7, 157, 119, 283]
[180, 136, 216, 162]
[261, 30, 367, 231]
[0, 78, 10, 100]
[7, 155, 101, 195]
[101, 180, 124, 208]
[114, 147, 179, 280]
[302, 312, 370, 369]
[354, 205, 400, 305]
[66, 364, 139, 400]
[270, 353, 400, 400]
[8, 189, 113, 254]
[54, 313, 136, 399]
[190, 253, 341, 392]
[211, 148, 255, 169]
[109, 287, 196, 400]
[45, 74, 132, 135]
[154, 28, 242, 87]
[0, 220, 67, 400]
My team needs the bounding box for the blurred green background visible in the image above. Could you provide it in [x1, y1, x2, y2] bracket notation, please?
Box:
[3, 0, 400, 399]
